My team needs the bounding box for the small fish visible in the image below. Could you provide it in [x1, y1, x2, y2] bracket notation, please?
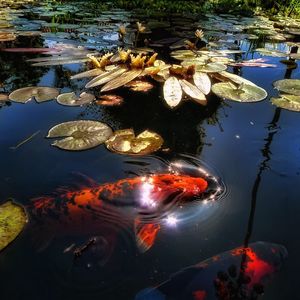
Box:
[135, 241, 287, 300]
[29, 173, 211, 252]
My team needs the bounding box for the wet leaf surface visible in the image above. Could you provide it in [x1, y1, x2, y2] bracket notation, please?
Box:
[273, 79, 300, 96]
[56, 92, 95, 106]
[105, 129, 163, 155]
[271, 94, 300, 112]
[163, 76, 182, 108]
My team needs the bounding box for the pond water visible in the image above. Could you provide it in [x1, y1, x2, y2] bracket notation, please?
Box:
[0, 1, 300, 300]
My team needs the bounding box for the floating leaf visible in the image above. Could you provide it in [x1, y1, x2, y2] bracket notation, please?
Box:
[179, 80, 207, 106]
[56, 92, 95, 106]
[47, 120, 113, 151]
[106, 129, 163, 155]
[101, 69, 142, 92]
[216, 71, 257, 86]
[0, 200, 27, 252]
[85, 67, 127, 89]
[125, 80, 154, 92]
[212, 82, 267, 102]
[30, 57, 90, 66]
[0, 94, 9, 101]
[271, 94, 300, 112]
[9, 87, 59, 103]
[196, 62, 227, 73]
[163, 76, 182, 108]
[0, 48, 55, 53]
[193, 72, 211, 95]
[95, 95, 124, 106]
[273, 79, 300, 96]
[255, 48, 288, 58]
[70, 68, 105, 80]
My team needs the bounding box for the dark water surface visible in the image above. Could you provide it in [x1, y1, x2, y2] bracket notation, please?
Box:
[0, 2, 299, 300]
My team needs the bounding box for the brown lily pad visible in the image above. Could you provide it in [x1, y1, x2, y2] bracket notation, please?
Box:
[56, 92, 95, 106]
[9, 87, 59, 103]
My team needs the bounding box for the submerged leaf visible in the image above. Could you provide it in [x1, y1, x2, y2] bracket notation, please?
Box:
[56, 92, 95, 106]
[47, 120, 113, 151]
[95, 95, 124, 106]
[0, 201, 27, 252]
[273, 79, 300, 96]
[193, 72, 211, 95]
[163, 76, 182, 108]
[101, 69, 142, 92]
[212, 82, 267, 102]
[106, 129, 163, 155]
[179, 80, 207, 106]
[271, 94, 300, 112]
[125, 80, 154, 92]
[9, 87, 59, 103]
[85, 67, 126, 89]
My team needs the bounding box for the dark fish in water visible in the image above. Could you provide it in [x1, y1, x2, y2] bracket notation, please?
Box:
[135, 241, 288, 300]
[29, 173, 213, 252]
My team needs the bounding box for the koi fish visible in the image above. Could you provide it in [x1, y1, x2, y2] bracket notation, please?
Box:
[29, 173, 212, 252]
[135, 241, 288, 300]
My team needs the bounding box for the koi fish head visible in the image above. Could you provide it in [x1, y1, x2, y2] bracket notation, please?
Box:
[138, 174, 209, 209]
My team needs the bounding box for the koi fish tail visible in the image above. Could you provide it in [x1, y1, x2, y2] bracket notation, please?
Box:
[134, 218, 161, 253]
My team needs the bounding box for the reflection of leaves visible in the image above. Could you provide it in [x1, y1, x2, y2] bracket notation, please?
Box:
[0, 200, 27, 252]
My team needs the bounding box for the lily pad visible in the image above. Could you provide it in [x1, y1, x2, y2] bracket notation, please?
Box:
[196, 63, 227, 73]
[179, 80, 207, 106]
[0, 200, 27, 252]
[56, 92, 95, 106]
[105, 129, 163, 156]
[70, 68, 104, 80]
[212, 82, 267, 102]
[9, 87, 59, 103]
[273, 79, 300, 96]
[47, 120, 113, 151]
[271, 94, 300, 112]
[163, 76, 182, 108]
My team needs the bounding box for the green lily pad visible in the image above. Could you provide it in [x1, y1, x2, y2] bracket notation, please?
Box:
[196, 63, 227, 73]
[105, 129, 163, 155]
[47, 120, 113, 151]
[56, 92, 95, 106]
[273, 79, 300, 96]
[0, 200, 27, 252]
[212, 82, 267, 102]
[271, 94, 300, 112]
[9, 87, 59, 103]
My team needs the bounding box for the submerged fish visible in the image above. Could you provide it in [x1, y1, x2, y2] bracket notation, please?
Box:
[29, 173, 215, 252]
[135, 241, 287, 300]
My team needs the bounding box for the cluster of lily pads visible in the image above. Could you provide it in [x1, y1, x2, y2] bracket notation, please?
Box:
[271, 79, 300, 112]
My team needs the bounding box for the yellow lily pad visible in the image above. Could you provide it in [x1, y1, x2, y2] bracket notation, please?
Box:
[56, 92, 95, 106]
[0, 200, 28, 252]
[271, 94, 300, 112]
[273, 79, 300, 96]
[105, 129, 163, 155]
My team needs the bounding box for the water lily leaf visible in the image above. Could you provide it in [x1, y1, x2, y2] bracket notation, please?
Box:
[101, 69, 142, 92]
[0, 94, 9, 102]
[273, 79, 300, 96]
[47, 120, 113, 151]
[0, 200, 27, 252]
[196, 63, 227, 73]
[95, 95, 124, 106]
[9, 87, 59, 103]
[179, 80, 207, 106]
[30, 57, 90, 66]
[0, 32, 16, 42]
[85, 67, 127, 89]
[70, 68, 105, 80]
[0, 48, 55, 53]
[125, 80, 153, 92]
[106, 129, 163, 155]
[163, 76, 182, 108]
[212, 82, 267, 102]
[255, 48, 288, 58]
[56, 92, 95, 106]
[271, 94, 300, 112]
[216, 71, 257, 86]
[193, 72, 211, 95]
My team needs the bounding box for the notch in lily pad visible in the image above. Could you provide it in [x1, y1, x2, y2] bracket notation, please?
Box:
[105, 129, 163, 155]
[9, 87, 59, 103]
[212, 82, 267, 102]
[0, 200, 28, 252]
[56, 92, 95, 106]
[47, 120, 113, 151]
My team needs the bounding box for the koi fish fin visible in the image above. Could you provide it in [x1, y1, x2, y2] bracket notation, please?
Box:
[134, 218, 160, 253]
